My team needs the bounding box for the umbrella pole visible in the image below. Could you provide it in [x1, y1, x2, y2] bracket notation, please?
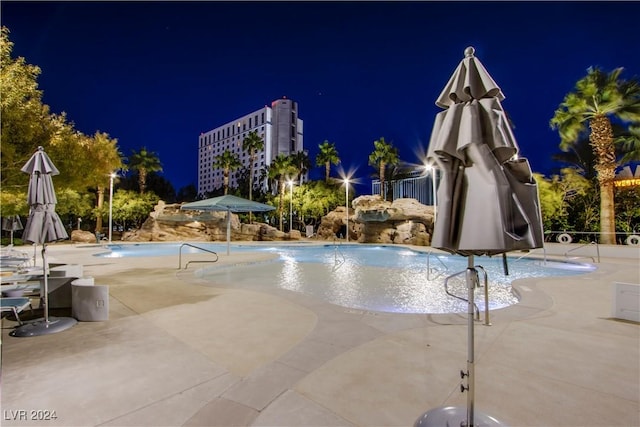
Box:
[226, 210, 230, 256]
[465, 255, 476, 426]
[42, 245, 50, 323]
[414, 254, 506, 427]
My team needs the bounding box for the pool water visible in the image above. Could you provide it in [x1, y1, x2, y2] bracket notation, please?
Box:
[96, 243, 596, 314]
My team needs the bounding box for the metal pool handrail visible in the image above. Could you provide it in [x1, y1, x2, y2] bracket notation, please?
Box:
[426, 251, 450, 280]
[564, 241, 600, 263]
[178, 243, 219, 269]
[332, 239, 345, 271]
[442, 265, 491, 326]
[512, 247, 548, 263]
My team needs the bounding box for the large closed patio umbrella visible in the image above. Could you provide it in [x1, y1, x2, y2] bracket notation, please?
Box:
[181, 195, 275, 255]
[11, 146, 77, 337]
[415, 47, 543, 427]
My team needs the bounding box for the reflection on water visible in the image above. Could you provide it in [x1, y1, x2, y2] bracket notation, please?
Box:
[196, 245, 595, 314]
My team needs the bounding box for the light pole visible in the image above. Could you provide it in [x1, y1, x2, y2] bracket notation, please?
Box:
[108, 172, 116, 243]
[344, 178, 350, 242]
[288, 180, 294, 232]
[425, 164, 437, 223]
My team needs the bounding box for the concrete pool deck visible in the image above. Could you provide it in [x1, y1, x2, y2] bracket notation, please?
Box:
[1, 242, 638, 426]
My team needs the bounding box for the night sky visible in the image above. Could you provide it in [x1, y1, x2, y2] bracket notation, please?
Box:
[2, 1, 639, 194]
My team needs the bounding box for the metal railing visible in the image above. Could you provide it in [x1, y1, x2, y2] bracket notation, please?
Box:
[442, 265, 491, 325]
[178, 243, 219, 269]
[332, 239, 345, 271]
[545, 230, 640, 246]
[564, 241, 600, 263]
[426, 250, 449, 280]
[513, 247, 548, 263]
[371, 170, 437, 205]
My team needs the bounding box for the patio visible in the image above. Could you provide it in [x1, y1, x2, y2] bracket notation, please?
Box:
[1, 242, 638, 426]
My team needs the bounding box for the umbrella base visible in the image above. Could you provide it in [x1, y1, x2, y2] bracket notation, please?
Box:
[414, 406, 507, 427]
[9, 316, 77, 337]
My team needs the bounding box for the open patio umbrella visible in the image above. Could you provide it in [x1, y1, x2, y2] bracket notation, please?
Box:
[11, 146, 77, 337]
[415, 47, 544, 427]
[181, 194, 275, 255]
[2, 215, 23, 245]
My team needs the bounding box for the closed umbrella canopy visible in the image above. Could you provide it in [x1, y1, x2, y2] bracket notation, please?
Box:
[11, 146, 75, 337]
[20, 146, 68, 244]
[181, 195, 275, 254]
[2, 216, 24, 232]
[2, 215, 24, 246]
[427, 47, 543, 256]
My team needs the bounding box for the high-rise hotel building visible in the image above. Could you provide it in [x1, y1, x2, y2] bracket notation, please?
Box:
[197, 97, 304, 196]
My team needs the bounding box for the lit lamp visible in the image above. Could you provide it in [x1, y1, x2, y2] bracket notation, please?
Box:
[288, 180, 294, 232]
[424, 163, 437, 223]
[108, 172, 117, 243]
[343, 178, 350, 242]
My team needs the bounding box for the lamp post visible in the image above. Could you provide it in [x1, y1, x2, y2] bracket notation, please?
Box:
[288, 180, 294, 232]
[425, 164, 437, 223]
[344, 178, 350, 242]
[108, 172, 116, 243]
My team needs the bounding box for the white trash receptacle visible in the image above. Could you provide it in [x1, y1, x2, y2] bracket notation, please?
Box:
[71, 278, 109, 321]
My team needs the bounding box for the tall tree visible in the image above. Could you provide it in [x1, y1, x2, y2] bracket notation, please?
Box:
[241, 130, 265, 199]
[552, 135, 597, 180]
[291, 150, 311, 185]
[242, 130, 264, 221]
[368, 137, 399, 200]
[0, 26, 51, 191]
[88, 132, 125, 232]
[212, 150, 242, 195]
[315, 140, 340, 182]
[550, 67, 640, 244]
[268, 154, 297, 231]
[129, 146, 163, 193]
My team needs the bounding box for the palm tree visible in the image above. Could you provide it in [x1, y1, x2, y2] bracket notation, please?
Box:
[550, 67, 640, 244]
[292, 150, 311, 185]
[315, 140, 340, 182]
[368, 137, 399, 200]
[212, 150, 242, 195]
[241, 131, 264, 201]
[129, 147, 163, 193]
[268, 154, 297, 231]
[552, 135, 598, 180]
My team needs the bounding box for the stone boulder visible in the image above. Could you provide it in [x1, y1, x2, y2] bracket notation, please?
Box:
[71, 230, 97, 243]
[316, 206, 355, 240]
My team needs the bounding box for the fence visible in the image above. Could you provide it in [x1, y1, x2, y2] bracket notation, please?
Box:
[371, 170, 438, 205]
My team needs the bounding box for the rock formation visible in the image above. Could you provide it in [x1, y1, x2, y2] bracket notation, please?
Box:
[112, 197, 433, 246]
[316, 196, 434, 246]
[121, 201, 300, 242]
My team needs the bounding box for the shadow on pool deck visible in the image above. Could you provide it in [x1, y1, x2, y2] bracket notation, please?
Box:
[1, 242, 638, 427]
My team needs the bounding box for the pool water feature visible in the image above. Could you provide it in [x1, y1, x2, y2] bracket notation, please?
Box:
[96, 243, 596, 314]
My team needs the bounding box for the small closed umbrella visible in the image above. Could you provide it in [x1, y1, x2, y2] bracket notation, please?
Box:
[2, 215, 23, 245]
[11, 146, 77, 337]
[181, 195, 276, 255]
[415, 47, 543, 427]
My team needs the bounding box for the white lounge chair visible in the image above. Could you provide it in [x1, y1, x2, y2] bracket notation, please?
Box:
[1, 297, 33, 325]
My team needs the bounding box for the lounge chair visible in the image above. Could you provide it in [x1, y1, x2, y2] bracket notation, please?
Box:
[1, 297, 33, 325]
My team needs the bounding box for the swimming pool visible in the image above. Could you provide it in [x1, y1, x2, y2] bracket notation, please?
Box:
[96, 243, 596, 314]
